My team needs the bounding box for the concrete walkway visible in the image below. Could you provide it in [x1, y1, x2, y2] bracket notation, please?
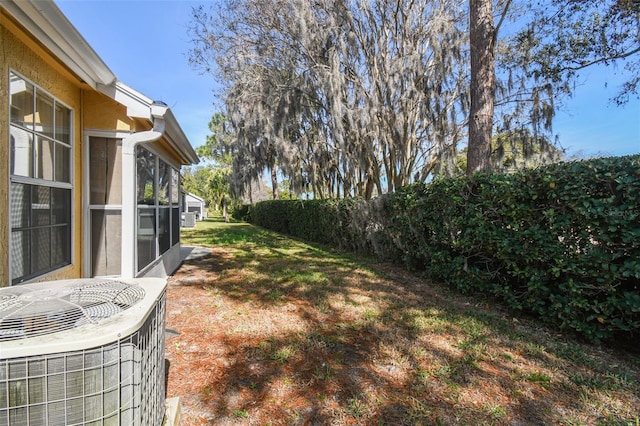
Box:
[179, 245, 212, 262]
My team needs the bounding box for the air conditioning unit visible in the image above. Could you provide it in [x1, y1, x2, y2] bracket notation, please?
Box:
[0, 277, 167, 426]
[181, 212, 196, 229]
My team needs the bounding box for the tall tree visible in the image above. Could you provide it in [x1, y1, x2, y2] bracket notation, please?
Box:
[197, 113, 235, 167]
[511, 0, 640, 106]
[189, 0, 470, 199]
[189, 0, 636, 197]
[191, 113, 235, 211]
[467, 0, 513, 175]
[181, 165, 230, 211]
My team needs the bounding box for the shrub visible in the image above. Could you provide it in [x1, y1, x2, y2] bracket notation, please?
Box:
[388, 155, 640, 341]
[231, 204, 252, 222]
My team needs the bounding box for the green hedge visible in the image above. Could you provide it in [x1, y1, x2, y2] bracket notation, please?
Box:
[231, 204, 252, 222]
[246, 155, 640, 341]
[249, 198, 390, 253]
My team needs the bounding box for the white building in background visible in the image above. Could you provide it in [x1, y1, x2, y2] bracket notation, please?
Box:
[184, 192, 207, 221]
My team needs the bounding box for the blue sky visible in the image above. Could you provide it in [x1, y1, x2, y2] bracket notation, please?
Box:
[55, 0, 639, 158]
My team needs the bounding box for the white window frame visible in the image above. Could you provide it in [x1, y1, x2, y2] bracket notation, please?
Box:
[8, 70, 74, 284]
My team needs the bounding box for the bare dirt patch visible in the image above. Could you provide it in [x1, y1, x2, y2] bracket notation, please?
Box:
[165, 241, 640, 425]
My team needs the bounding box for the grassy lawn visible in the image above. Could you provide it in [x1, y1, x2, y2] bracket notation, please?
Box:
[166, 215, 640, 425]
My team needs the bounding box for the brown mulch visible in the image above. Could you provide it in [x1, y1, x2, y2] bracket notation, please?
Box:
[165, 246, 640, 425]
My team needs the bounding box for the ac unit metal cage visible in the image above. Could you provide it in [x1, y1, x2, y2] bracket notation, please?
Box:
[0, 278, 167, 426]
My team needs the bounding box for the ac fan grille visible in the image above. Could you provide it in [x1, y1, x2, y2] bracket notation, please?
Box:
[0, 280, 145, 342]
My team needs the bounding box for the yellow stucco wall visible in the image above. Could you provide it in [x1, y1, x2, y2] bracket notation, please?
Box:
[0, 22, 8, 288]
[1, 14, 85, 286]
[82, 91, 135, 132]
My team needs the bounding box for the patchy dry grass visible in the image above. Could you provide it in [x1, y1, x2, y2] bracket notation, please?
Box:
[166, 216, 640, 425]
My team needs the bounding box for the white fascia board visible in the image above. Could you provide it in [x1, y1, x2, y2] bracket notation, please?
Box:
[163, 108, 200, 165]
[2, 0, 116, 87]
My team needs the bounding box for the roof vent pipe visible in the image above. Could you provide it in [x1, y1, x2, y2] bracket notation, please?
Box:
[120, 102, 169, 278]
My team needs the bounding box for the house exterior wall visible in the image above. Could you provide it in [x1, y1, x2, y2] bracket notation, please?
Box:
[1, 14, 84, 286]
[1, 7, 197, 286]
[82, 90, 135, 132]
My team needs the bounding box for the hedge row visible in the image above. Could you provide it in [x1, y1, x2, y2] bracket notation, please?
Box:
[241, 155, 640, 341]
[247, 197, 384, 253]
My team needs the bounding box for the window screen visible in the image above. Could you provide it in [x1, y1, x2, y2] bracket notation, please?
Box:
[136, 146, 181, 272]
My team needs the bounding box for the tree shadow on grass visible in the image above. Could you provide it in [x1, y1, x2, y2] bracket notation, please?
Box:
[167, 221, 640, 425]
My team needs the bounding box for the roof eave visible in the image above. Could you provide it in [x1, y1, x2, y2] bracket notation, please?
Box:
[164, 108, 200, 166]
[97, 81, 154, 119]
[2, 0, 198, 166]
[101, 82, 199, 165]
[1, 0, 116, 88]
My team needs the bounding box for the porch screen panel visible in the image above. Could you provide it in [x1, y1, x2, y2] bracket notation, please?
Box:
[158, 208, 170, 254]
[171, 208, 180, 247]
[91, 210, 122, 276]
[171, 168, 180, 246]
[137, 208, 156, 271]
[158, 161, 170, 205]
[137, 148, 156, 271]
[171, 168, 180, 203]
[90, 138, 122, 205]
[158, 162, 171, 254]
[137, 149, 156, 205]
[135, 147, 182, 271]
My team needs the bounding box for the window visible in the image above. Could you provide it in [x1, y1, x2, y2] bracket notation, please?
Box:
[136, 146, 180, 272]
[9, 72, 72, 284]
